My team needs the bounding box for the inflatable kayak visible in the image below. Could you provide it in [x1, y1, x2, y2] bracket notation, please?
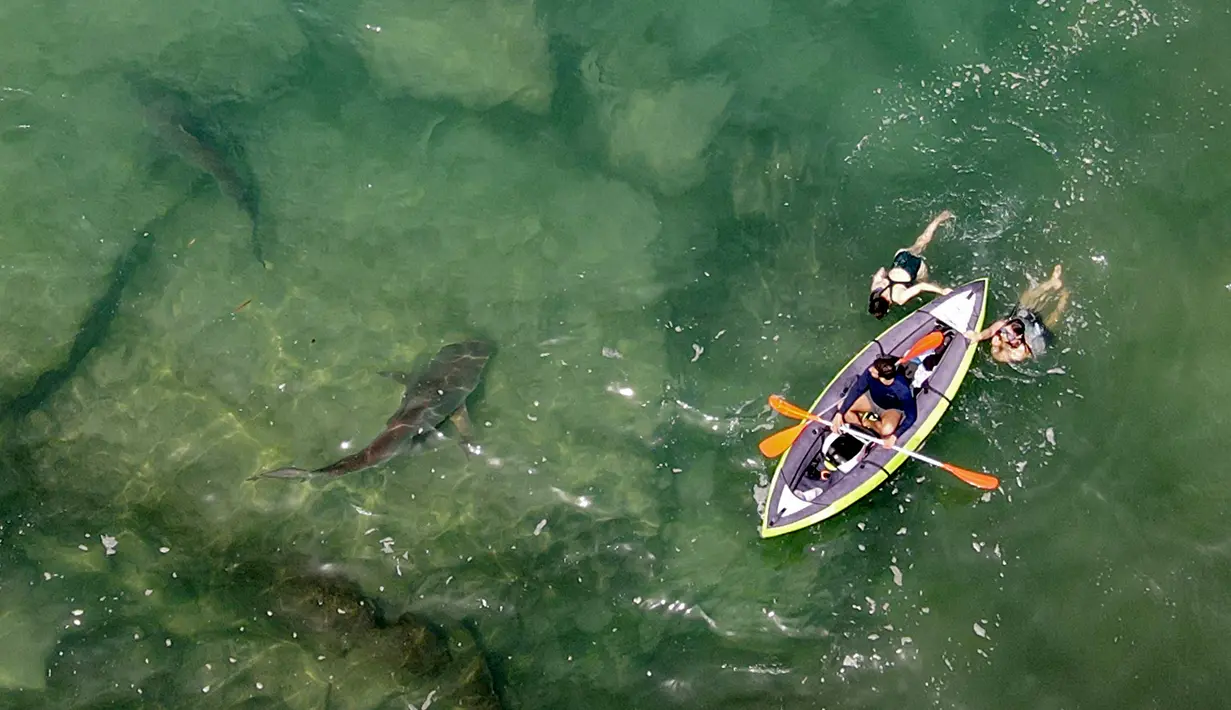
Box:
[759, 279, 988, 538]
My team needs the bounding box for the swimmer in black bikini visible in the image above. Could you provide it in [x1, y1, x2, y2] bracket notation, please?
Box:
[868, 210, 955, 319]
[967, 264, 1071, 363]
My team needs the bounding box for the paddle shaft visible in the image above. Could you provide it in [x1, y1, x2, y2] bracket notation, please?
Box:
[767, 394, 998, 490]
[780, 398, 946, 467]
[838, 424, 943, 466]
[842, 423, 999, 489]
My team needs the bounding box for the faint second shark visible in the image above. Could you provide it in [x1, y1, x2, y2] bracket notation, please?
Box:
[129, 75, 268, 268]
[252, 340, 493, 481]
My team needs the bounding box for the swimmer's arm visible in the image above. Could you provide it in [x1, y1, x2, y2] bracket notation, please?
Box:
[897, 284, 929, 301]
[908, 282, 951, 298]
[966, 319, 1007, 342]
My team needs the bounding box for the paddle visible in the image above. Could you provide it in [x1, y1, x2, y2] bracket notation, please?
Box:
[766, 395, 1000, 490]
[756, 332, 947, 459]
[758, 421, 808, 458]
[898, 330, 944, 364]
[838, 425, 1000, 491]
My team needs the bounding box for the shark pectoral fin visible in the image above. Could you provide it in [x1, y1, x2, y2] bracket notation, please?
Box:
[395, 426, 452, 461]
[451, 403, 474, 441]
[412, 426, 450, 452]
[450, 403, 476, 458]
[249, 466, 315, 481]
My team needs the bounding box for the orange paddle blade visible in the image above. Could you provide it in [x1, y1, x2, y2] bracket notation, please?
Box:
[941, 462, 1000, 490]
[899, 331, 944, 364]
[758, 422, 807, 458]
[768, 394, 819, 423]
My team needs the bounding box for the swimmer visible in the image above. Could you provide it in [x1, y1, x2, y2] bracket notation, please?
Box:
[868, 210, 955, 319]
[967, 264, 1071, 363]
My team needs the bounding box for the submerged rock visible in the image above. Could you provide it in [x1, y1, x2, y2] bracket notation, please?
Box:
[0, 592, 59, 690]
[356, 0, 554, 114]
[14, 521, 504, 709]
[249, 93, 664, 315]
[582, 46, 734, 195]
[209, 566, 506, 709]
[272, 571, 453, 678]
[729, 129, 813, 222]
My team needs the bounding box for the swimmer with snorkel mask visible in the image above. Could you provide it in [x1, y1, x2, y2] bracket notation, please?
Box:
[967, 264, 1071, 363]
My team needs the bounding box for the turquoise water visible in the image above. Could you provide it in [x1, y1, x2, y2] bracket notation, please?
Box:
[2, 0, 1229, 707]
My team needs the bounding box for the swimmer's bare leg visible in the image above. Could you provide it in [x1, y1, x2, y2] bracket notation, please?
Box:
[1037, 263, 1065, 293]
[907, 210, 954, 256]
[1044, 289, 1071, 329]
[1019, 265, 1065, 310]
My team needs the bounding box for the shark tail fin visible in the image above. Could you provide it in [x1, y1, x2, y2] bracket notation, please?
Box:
[377, 370, 416, 385]
[250, 466, 315, 481]
[251, 219, 268, 270]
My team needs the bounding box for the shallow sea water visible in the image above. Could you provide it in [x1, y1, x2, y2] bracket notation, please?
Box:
[2, 0, 1230, 708]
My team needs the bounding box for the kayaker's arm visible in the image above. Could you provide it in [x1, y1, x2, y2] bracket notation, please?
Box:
[833, 371, 872, 430]
[894, 393, 918, 439]
[839, 372, 871, 413]
[829, 411, 844, 434]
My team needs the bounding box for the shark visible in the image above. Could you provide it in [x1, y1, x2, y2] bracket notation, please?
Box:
[252, 340, 493, 481]
[128, 75, 268, 268]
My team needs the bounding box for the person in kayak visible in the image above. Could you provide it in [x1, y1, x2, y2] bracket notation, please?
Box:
[967, 264, 1070, 363]
[868, 210, 956, 319]
[829, 356, 917, 448]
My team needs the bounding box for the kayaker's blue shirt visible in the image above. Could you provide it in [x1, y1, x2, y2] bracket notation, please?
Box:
[840, 370, 917, 437]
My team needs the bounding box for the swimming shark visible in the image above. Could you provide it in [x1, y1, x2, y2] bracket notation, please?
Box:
[252, 340, 493, 481]
[128, 75, 268, 268]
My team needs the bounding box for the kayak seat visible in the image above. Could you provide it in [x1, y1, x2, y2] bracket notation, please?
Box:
[801, 423, 880, 488]
[826, 434, 864, 467]
[824, 425, 878, 467]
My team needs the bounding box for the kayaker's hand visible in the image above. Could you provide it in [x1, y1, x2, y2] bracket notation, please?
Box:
[830, 414, 844, 434]
[964, 330, 978, 341]
[880, 434, 897, 449]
